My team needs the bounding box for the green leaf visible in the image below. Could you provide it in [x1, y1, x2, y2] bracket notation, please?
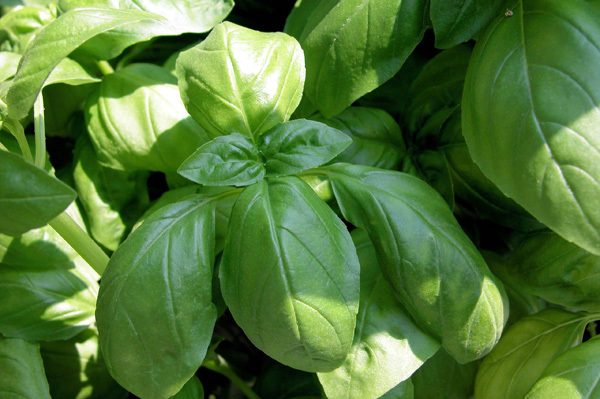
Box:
[0, 337, 51, 399]
[220, 177, 360, 372]
[319, 163, 508, 363]
[411, 348, 477, 399]
[170, 376, 204, 399]
[177, 22, 305, 139]
[254, 360, 323, 399]
[379, 380, 414, 399]
[0, 51, 21, 81]
[310, 107, 406, 170]
[45, 57, 101, 86]
[0, 4, 56, 53]
[284, 0, 428, 118]
[96, 196, 217, 399]
[86, 63, 209, 172]
[474, 308, 595, 399]
[259, 119, 352, 177]
[0, 149, 76, 236]
[73, 135, 149, 251]
[526, 335, 600, 398]
[415, 149, 455, 209]
[462, 0, 600, 255]
[178, 133, 265, 187]
[6, 7, 164, 120]
[40, 328, 127, 399]
[430, 0, 505, 49]
[317, 229, 439, 399]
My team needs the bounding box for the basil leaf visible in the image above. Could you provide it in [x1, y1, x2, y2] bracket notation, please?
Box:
[254, 361, 323, 399]
[430, 0, 505, 49]
[411, 348, 477, 399]
[310, 107, 407, 170]
[0, 149, 76, 236]
[474, 308, 595, 399]
[526, 335, 600, 398]
[462, 0, 600, 255]
[96, 196, 217, 399]
[44, 57, 101, 86]
[177, 22, 305, 139]
[380, 380, 414, 399]
[6, 8, 164, 120]
[415, 149, 455, 209]
[178, 133, 265, 187]
[86, 63, 209, 172]
[0, 4, 56, 53]
[284, 0, 428, 118]
[171, 376, 204, 399]
[0, 337, 51, 399]
[40, 328, 127, 399]
[318, 229, 439, 399]
[0, 51, 20, 81]
[259, 119, 352, 177]
[220, 177, 360, 372]
[320, 163, 508, 363]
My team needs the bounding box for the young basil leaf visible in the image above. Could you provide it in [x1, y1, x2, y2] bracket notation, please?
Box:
[317, 229, 439, 399]
[525, 335, 600, 398]
[96, 196, 217, 399]
[86, 63, 209, 172]
[502, 231, 600, 312]
[178, 133, 265, 187]
[0, 4, 56, 53]
[170, 376, 204, 399]
[284, 0, 428, 118]
[411, 348, 477, 399]
[0, 51, 20, 81]
[73, 135, 149, 251]
[177, 22, 305, 139]
[430, 0, 505, 49]
[0, 149, 76, 236]
[310, 107, 406, 170]
[319, 163, 508, 364]
[462, 0, 600, 255]
[0, 337, 51, 399]
[40, 328, 127, 399]
[220, 177, 360, 372]
[259, 119, 351, 177]
[6, 8, 164, 120]
[474, 308, 595, 399]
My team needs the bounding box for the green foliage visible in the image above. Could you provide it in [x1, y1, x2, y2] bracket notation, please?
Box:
[0, 337, 51, 399]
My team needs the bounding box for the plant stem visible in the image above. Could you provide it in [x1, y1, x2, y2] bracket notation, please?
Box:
[4, 118, 33, 163]
[204, 356, 262, 399]
[49, 212, 109, 275]
[33, 94, 46, 169]
[95, 60, 115, 76]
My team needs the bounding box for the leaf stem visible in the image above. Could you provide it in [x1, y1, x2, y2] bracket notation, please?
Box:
[95, 60, 115, 76]
[4, 118, 33, 163]
[203, 356, 262, 399]
[33, 94, 46, 169]
[49, 212, 109, 275]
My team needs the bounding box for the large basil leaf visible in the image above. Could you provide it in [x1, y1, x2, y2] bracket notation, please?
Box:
[310, 107, 406, 170]
[259, 119, 351, 177]
[525, 335, 600, 398]
[86, 63, 209, 172]
[474, 308, 595, 399]
[220, 177, 360, 372]
[41, 328, 127, 399]
[177, 22, 305, 139]
[0, 337, 51, 399]
[284, 0, 428, 118]
[319, 163, 508, 363]
[430, 0, 505, 49]
[6, 8, 163, 120]
[73, 135, 149, 250]
[0, 149, 76, 236]
[411, 348, 477, 399]
[178, 133, 265, 187]
[502, 232, 600, 312]
[462, 0, 600, 255]
[96, 196, 217, 399]
[318, 229, 439, 399]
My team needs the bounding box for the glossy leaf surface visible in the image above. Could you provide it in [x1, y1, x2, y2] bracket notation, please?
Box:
[0, 337, 51, 399]
[220, 177, 360, 372]
[285, 0, 428, 117]
[96, 197, 217, 399]
[462, 0, 600, 255]
[178, 133, 265, 187]
[475, 309, 594, 399]
[0, 149, 76, 236]
[177, 22, 305, 139]
[259, 119, 351, 177]
[320, 163, 507, 363]
[318, 229, 439, 399]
